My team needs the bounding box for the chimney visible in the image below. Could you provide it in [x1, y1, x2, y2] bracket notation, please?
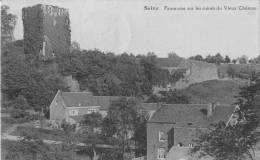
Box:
[207, 103, 215, 117]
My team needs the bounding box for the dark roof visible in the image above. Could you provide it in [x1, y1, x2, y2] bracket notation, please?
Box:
[60, 92, 120, 110]
[61, 92, 93, 107]
[91, 96, 119, 110]
[59, 92, 163, 111]
[148, 104, 235, 128]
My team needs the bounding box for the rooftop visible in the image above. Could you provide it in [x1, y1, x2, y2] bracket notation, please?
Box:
[148, 103, 235, 128]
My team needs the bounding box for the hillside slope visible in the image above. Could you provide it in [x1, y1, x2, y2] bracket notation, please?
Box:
[179, 79, 248, 104]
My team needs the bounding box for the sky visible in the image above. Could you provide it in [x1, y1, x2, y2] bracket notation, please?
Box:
[2, 0, 260, 58]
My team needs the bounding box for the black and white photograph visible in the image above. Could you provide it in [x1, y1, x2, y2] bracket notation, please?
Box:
[1, 0, 260, 160]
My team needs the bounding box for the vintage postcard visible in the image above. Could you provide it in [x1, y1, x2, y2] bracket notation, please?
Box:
[1, 0, 260, 160]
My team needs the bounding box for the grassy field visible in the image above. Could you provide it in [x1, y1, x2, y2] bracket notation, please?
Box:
[180, 79, 247, 104]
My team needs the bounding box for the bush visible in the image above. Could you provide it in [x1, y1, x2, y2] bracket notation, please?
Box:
[10, 109, 39, 123]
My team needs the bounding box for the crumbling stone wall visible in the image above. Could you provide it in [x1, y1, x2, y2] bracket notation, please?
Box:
[172, 60, 219, 89]
[22, 4, 71, 60]
[153, 60, 219, 92]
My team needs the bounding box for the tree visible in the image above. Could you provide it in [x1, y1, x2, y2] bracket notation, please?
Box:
[1, 5, 17, 46]
[214, 53, 224, 65]
[80, 112, 104, 160]
[224, 55, 231, 63]
[168, 52, 179, 59]
[132, 116, 147, 157]
[147, 90, 190, 104]
[104, 97, 139, 160]
[70, 40, 81, 52]
[227, 65, 235, 78]
[252, 55, 260, 64]
[232, 59, 237, 64]
[191, 76, 260, 160]
[205, 53, 224, 64]
[189, 54, 204, 61]
[238, 55, 248, 64]
[5, 131, 51, 160]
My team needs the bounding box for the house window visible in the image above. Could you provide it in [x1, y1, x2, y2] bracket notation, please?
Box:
[69, 109, 78, 116]
[86, 108, 97, 114]
[159, 131, 165, 142]
[158, 148, 166, 160]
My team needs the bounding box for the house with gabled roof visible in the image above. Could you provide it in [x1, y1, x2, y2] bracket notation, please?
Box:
[146, 103, 235, 160]
[49, 90, 161, 125]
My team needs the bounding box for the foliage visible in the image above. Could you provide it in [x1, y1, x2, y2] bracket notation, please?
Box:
[61, 120, 76, 133]
[132, 116, 147, 157]
[103, 97, 139, 160]
[238, 55, 248, 64]
[205, 53, 224, 65]
[1, 5, 17, 46]
[147, 90, 190, 104]
[71, 40, 81, 52]
[224, 55, 231, 63]
[2, 40, 67, 112]
[57, 50, 168, 97]
[169, 68, 187, 83]
[189, 54, 204, 61]
[190, 76, 260, 160]
[5, 129, 77, 160]
[191, 122, 257, 160]
[226, 65, 235, 78]
[81, 112, 103, 133]
[79, 112, 104, 160]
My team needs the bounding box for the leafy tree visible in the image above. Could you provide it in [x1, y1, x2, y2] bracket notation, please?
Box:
[189, 54, 204, 61]
[232, 59, 237, 64]
[80, 112, 104, 160]
[5, 131, 51, 160]
[147, 90, 190, 104]
[81, 112, 103, 133]
[1, 5, 17, 46]
[191, 76, 260, 160]
[214, 53, 224, 65]
[205, 53, 224, 64]
[252, 55, 260, 64]
[224, 55, 231, 63]
[104, 97, 139, 160]
[70, 40, 81, 52]
[169, 68, 186, 83]
[227, 65, 235, 78]
[168, 52, 179, 59]
[238, 55, 248, 64]
[132, 116, 147, 157]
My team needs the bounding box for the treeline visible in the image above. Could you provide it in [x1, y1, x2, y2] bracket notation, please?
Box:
[189, 53, 260, 65]
[2, 40, 171, 115]
[56, 50, 169, 97]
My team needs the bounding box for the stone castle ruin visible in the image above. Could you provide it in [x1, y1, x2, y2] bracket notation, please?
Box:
[22, 4, 71, 60]
[22, 4, 80, 91]
[154, 59, 219, 92]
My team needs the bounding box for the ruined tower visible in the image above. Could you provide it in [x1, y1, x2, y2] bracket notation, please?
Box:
[22, 4, 71, 60]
